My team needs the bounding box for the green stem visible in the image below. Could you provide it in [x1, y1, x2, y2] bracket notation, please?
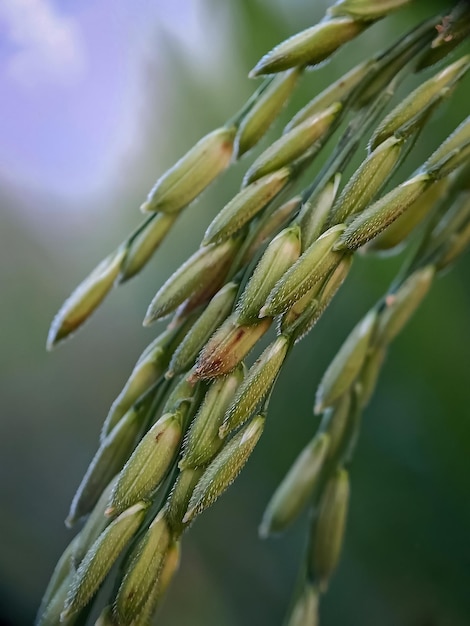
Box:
[226, 76, 277, 129]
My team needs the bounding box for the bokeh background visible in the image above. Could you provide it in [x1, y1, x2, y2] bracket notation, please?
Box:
[1, 1, 469, 625]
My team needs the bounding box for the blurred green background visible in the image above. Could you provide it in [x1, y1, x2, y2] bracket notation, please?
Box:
[1, 1, 469, 625]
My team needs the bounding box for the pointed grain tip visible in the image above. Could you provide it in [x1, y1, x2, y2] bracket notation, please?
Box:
[187, 371, 199, 384]
[258, 306, 268, 318]
[45, 336, 55, 352]
[64, 515, 75, 529]
[182, 509, 194, 524]
[140, 201, 152, 213]
[332, 240, 346, 252]
[142, 313, 154, 327]
[104, 507, 115, 518]
[46, 316, 65, 351]
[201, 232, 217, 246]
[258, 522, 269, 539]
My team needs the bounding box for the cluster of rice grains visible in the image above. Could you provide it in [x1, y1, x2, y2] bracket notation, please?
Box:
[39, 1, 470, 624]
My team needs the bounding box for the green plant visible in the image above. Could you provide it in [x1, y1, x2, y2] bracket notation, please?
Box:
[37, 1, 470, 624]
